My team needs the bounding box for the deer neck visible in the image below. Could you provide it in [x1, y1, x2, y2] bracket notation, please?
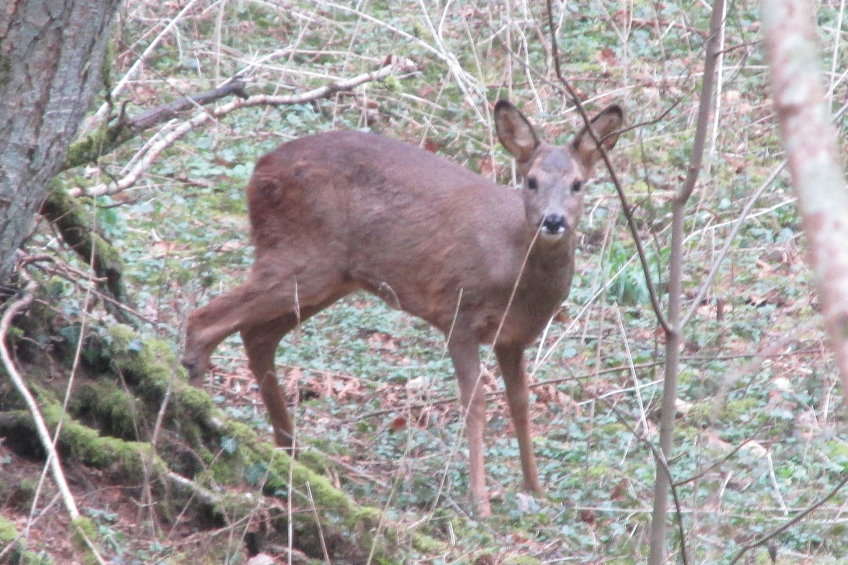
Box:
[506, 228, 575, 306]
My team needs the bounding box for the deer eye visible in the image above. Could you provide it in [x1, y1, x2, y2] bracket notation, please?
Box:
[527, 177, 538, 190]
[571, 180, 583, 193]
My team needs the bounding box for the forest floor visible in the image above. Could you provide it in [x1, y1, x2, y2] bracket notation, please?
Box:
[4, 0, 848, 563]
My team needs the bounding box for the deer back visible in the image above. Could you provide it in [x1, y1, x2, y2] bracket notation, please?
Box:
[244, 102, 623, 347]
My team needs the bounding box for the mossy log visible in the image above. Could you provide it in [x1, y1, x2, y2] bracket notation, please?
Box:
[39, 183, 129, 322]
[0, 323, 452, 562]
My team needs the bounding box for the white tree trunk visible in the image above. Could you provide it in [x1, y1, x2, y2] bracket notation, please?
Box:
[762, 0, 848, 401]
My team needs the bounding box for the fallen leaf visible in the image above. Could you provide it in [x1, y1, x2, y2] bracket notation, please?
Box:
[390, 416, 407, 431]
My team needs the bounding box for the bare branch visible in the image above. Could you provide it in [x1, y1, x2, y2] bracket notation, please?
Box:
[649, 3, 726, 563]
[130, 76, 249, 132]
[729, 473, 848, 564]
[64, 78, 248, 171]
[0, 274, 77, 517]
[680, 162, 786, 327]
[0, 268, 105, 563]
[74, 58, 416, 198]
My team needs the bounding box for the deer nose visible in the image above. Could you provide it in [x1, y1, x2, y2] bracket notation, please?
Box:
[541, 214, 568, 235]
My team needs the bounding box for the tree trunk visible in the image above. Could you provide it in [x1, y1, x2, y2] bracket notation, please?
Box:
[0, 0, 121, 285]
[762, 0, 848, 400]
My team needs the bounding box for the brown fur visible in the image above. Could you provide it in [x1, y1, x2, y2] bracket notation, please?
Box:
[182, 101, 623, 516]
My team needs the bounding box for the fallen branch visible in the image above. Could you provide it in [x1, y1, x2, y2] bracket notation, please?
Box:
[73, 58, 416, 198]
[39, 184, 131, 323]
[0, 272, 105, 564]
[0, 275, 77, 519]
[64, 76, 248, 171]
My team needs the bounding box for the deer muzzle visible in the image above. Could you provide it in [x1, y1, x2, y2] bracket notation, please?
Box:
[540, 213, 568, 238]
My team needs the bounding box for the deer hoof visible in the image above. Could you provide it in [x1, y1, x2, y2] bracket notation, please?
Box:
[180, 356, 207, 385]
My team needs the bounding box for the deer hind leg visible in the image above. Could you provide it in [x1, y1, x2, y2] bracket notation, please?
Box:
[494, 343, 541, 495]
[448, 334, 490, 517]
[182, 265, 347, 384]
[240, 297, 343, 450]
[241, 316, 298, 449]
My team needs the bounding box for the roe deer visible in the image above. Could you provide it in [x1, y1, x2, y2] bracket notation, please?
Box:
[182, 100, 623, 516]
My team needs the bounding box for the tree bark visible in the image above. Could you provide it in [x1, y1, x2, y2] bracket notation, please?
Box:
[0, 0, 121, 285]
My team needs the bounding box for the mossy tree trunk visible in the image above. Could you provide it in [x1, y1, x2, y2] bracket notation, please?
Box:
[0, 0, 121, 285]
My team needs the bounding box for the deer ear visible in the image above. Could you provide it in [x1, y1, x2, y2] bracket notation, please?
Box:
[572, 104, 624, 174]
[494, 100, 539, 164]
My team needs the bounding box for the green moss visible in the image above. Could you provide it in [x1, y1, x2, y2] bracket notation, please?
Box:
[0, 476, 37, 511]
[73, 380, 138, 439]
[0, 515, 18, 543]
[106, 325, 212, 419]
[222, 421, 261, 444]
[275, 451, 356, 516]
[175, 385, 214, 417]
[28, 323, 448, 560]
[100, 39, 115, 96]
[208, 450, 248, 485]
[0, 516, 35, 565]
[351, 506, 381, 529]
[40, 184, 126, 302]
[40, 402, 153, 479]
[108, 326, 179, 383]
[106, 324, 136, 351]
[599, 422, 628, 435]
[70, 516, 100, 565]
[64, 127, 114, 170]
[239, 437, 448, 559]
[721, 397, 761, 420]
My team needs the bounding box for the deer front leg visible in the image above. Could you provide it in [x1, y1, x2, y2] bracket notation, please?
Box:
[240, 297, 345, 449]
[495, 343, 541, 495]
[448, 335, 490, 517]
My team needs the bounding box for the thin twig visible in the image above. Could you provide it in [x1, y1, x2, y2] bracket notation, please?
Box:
[544, 0, 670, 334]
[64, 77, 248, 171]
[2, 276, 74, 520]
[27, 228, 98, 547]
[0, 493, 61, 561]
[648, 2, 726, 563]
[728, 473, 848, 564]
[22, 253, 157, 325]
[344, 361, 663, 424]
[673, 424, 767, 487]
[766, 451, 789, 516]
[304, 481, 332, 564]
[90, 0, 205, 123]
[130, 76, 248, 132]
[596, 394, 690, 565]
[680, 161, 786, 327]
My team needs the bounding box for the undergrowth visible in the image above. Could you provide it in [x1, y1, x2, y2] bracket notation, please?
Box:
[6, 0, 848, 562]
